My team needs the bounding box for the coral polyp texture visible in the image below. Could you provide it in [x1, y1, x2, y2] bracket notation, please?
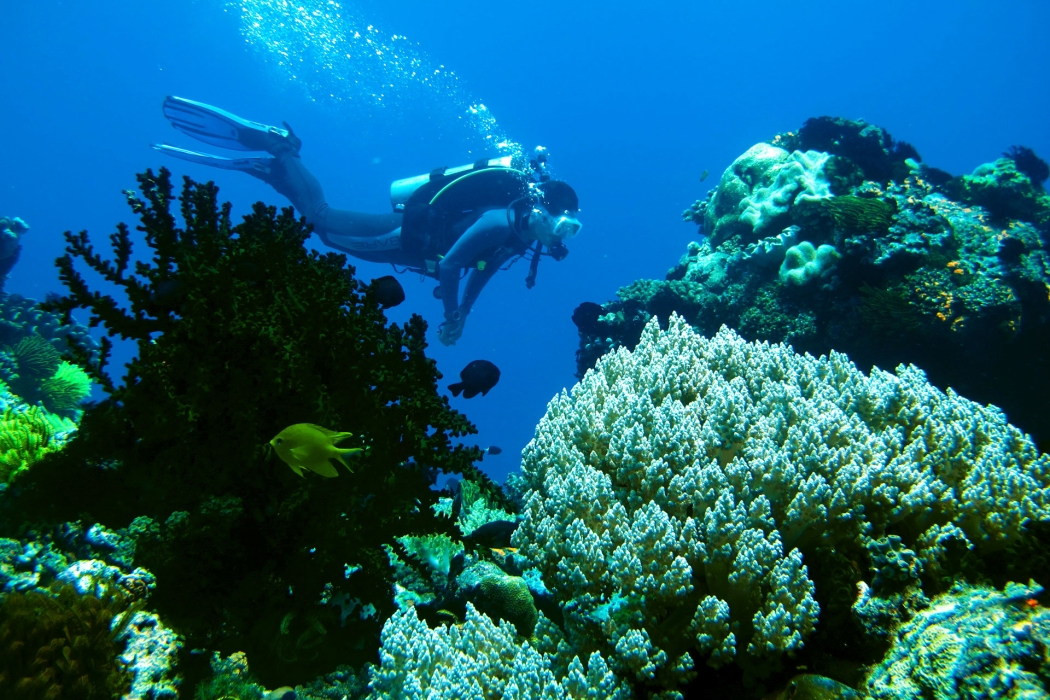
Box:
[370, 603, 630, 699]
[866, 581, 1050, 700]
[516, 315, 1050, 687]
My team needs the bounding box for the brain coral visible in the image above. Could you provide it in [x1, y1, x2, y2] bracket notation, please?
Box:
[513, 315, 1050, 686]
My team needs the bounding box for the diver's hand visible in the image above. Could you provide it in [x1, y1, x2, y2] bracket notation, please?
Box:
[438, 311, 466, 346]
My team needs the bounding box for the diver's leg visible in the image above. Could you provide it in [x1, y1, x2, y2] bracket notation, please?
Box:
[263, 143, 403, 247]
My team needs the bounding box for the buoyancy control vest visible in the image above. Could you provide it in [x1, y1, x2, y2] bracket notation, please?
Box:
[390, 156, 533, 279]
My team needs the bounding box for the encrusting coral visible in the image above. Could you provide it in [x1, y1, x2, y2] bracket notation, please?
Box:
[4, 168, 502, 687]
[865, 581, 1050, 699]
[512, 314, 1050, 691]
[0, 584, 135, 699]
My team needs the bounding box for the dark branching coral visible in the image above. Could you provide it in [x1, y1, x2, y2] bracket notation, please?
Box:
[9, 168, 501, 685]
[796, 116, 918, 184]
[1003, 145, 1050, 185]
[0, 585, 133, 699]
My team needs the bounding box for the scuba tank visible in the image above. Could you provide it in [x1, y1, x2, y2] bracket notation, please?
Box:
[390, 156, 515, 212]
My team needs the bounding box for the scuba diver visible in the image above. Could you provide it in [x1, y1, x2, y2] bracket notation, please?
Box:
[152, 96, 582, 346]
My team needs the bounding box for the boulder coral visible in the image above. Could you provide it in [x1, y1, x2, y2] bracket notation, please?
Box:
[704, 143, 832, 246]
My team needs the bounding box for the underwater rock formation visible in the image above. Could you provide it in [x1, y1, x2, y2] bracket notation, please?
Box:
[588, 117, 1050, 446]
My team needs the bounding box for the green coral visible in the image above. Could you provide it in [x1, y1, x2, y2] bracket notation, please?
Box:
[476, 570, 538, 637]
[795, 195, 896, 234]
[9, 335, 61, 378]
[39, 362, 91, 414]
[0, 336, 92, 415]
[194, 652, 265, 700]
[455, 478, 517, 537]
[5, 168, 497, 687]
[0, 405, 76, 484]
[0, 584, 134, 699]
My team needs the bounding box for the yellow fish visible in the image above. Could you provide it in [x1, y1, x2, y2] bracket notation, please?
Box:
[269, 424, 365, 478]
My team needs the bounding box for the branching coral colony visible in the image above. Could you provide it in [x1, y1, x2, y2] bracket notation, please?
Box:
[5, 168, 505, 686]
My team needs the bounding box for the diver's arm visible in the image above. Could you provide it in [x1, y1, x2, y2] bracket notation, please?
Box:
[438, 209, 513, 317]
[459, 248, 513, 316]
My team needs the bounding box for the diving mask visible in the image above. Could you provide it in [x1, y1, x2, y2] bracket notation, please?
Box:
[552, 213, 582, 240]
[531, 206, 581, 246]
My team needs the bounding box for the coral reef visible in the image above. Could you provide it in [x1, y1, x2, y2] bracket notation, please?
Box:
[0, 292, 99, 366]
[947, 156, 1050, 227]
[704, 143, 832, 247]
[579, 117, 1050, 447]
[369, 604, 630, 699]
[866, 581, 1050, 699]
[516, 315, 1050, 693]
[1003, 145, 1049, 185]
[1, 168, 500, 688]
[0, 584, 134, 699]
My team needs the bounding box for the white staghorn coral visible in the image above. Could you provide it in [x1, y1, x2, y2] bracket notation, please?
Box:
[512, 314, 1050, 681]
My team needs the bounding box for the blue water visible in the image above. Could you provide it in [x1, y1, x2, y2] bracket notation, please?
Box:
[2, 0, 1048, 484]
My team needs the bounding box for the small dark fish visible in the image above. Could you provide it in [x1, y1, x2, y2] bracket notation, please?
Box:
[464, 519, 518, 548]
[699, 169, 709, 182]
[572, 302, 604, 334]
[370, 275, 405, 308]
[485, 446, 502, 456]
[449, 360, 500, 399]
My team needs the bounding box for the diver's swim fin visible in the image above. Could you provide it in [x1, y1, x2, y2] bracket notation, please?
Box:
[151, 144, 275, 176]
[161, 95, 289, 152]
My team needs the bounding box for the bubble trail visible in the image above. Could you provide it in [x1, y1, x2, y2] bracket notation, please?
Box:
[225, 0, 521, 159]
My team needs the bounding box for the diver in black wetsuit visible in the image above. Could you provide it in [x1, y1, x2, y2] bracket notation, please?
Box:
[153, 96, 582, 346]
